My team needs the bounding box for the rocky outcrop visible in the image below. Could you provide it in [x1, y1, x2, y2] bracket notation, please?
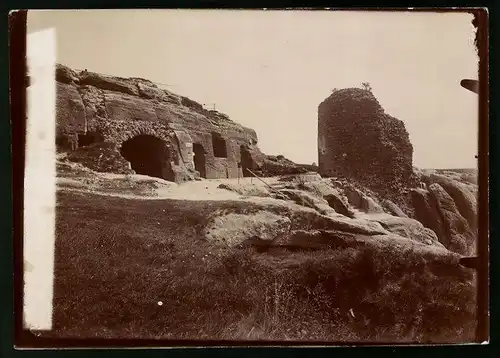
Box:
[55, 64, 265, 183]
[425, 173, 477, 234]
[410, 188, 448, 242]
[318, 88, 417, 205]
[279, 189, 337, 216]
[381, 199, 409, 218]
[343, 187, 385, 214]
[427, 183, 475, 255]
[411, 173, 477, 256]
[217, 183, 271, 198]
[205, 211, 292, 247]
[260, 155, 318, 177]
[368, 214, 443, 247]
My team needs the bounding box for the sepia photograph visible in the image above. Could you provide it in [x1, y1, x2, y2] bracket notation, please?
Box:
[18, 8, 488, 346]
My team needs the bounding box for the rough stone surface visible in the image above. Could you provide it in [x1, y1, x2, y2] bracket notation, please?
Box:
[426, 173, 477, 234]
[56, 64, 79, 84]
[410, 169, 478, 257]
[344, 187, 385, 214]
[217, 183, 271, 198]
[279, 189, 337, 216]
[323, 193, 354, 218]
[204, 211, 292, 247]
[66, 142, 134, 174]
[381, 199, 409, 218]
[261, 155, 315, 176]
[427, 183, 475, 255]
[318, 88, 417, 203]
[300, 180, 354, 217]
[411, 188, 449, 245]
[56, 82, 86, 149]
[56, 64, 265, 183]
[369, 214, 443, 247]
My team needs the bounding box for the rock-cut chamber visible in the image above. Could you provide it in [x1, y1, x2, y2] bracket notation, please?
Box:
[120, 134, 174, 181]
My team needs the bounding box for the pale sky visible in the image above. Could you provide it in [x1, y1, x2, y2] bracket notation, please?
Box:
[27, 10, 479, 169]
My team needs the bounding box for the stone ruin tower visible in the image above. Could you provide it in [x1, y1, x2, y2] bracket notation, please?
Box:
[318, 87, 416, 199]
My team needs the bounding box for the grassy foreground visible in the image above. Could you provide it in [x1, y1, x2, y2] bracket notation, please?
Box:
[48, 190, 477, 343]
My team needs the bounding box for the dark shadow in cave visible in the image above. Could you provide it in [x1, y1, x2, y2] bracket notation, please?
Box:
[212, 132, 227, 158]
[240, 145, 254, 177]
[193, 143, 206, 178]
[120, 135, 173, 181]
[78, 131, 104, 147]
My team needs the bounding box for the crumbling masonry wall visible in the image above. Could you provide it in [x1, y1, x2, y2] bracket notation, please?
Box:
[318, 88, 417, 203]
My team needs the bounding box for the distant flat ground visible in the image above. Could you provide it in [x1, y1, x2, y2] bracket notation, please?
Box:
[431, 168, 478, 173]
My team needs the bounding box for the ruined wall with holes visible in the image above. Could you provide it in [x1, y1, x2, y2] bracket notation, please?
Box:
[56, 64, 265, 182]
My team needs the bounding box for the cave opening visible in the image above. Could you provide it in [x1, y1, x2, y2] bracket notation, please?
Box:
[120, 135, 173, 181]
[240, 145, 254, 177]
[212, 132, 227, 158]
[78, 131, 104, 148]
[193, 143, 206, 178]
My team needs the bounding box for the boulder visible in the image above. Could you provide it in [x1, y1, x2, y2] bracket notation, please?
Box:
[204, 211, 291, 247]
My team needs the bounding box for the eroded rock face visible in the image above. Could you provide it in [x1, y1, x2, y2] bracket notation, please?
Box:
[411, 174, 477, 256]
[381, 199, 409, 218]
[426, 173, 477, 234]
[279, 189, 337, 216]
[318, 88, 417, 203]
[427, 183, 475, 256]
[411, 188, 448, 243]
[344, 187, 385, 214]
[369, 215, 443, 247]
[55, 64, 265, 183]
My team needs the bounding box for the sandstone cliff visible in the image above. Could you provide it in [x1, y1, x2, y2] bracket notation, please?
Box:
[55, 64, 265, 182]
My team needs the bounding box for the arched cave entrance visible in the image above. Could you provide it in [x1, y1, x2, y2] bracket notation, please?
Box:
[120, 135, 174, 181]
[240, 145, 253, 177]
[193, 143, 206, 178]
